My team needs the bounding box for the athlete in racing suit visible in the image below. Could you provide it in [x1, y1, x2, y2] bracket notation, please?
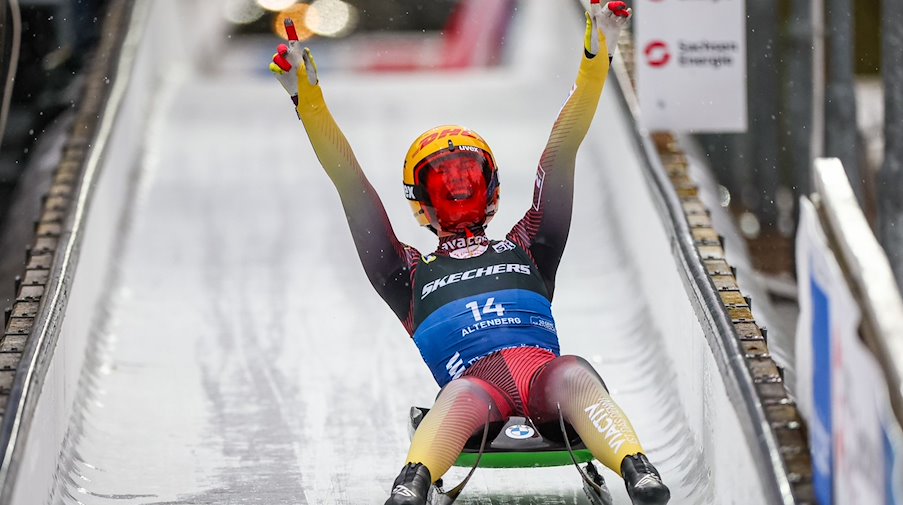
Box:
[270, 2, 669, 504]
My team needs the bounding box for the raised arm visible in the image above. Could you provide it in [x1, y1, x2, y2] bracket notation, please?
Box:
[271, 34, 417, 330]
[507, 1, 631, 297]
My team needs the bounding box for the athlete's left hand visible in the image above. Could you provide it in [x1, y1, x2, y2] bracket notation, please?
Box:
[584, 1, 632, 58]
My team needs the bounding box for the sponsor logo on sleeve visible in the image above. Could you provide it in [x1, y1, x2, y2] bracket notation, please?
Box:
[532, 165, 546, 211]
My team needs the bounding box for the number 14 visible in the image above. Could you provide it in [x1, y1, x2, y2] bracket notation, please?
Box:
[465, 297, 505, 321]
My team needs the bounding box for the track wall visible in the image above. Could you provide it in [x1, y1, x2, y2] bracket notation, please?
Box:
[0, 2, 221, 501]
[0, 1, 795, 503]
[585, 81, 770, 504]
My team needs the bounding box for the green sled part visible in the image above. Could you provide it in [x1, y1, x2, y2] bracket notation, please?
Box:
[454, 449, 594, 469]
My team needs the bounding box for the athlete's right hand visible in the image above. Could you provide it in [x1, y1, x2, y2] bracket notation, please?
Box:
[269, 19, 319, 111]
[584, 1, 632, 58]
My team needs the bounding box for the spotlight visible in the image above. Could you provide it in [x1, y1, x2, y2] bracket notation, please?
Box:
[224, 0, 265, 24]
[306, 0, 358, 37]
[257, 0, 297, 12]
[274, 4, 315, 41]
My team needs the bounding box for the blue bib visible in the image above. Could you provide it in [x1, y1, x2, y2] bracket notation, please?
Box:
[411, 241, 560, 386]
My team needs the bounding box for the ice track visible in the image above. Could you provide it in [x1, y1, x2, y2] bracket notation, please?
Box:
[15, 1, 768, 504]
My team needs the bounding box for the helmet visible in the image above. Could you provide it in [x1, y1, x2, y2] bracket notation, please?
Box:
[402, 125, 500, 234]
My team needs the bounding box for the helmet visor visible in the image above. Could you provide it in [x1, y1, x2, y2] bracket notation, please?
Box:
[418, 150, 491, 232]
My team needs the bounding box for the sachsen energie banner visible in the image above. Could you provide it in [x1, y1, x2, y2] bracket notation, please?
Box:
[795, 198, 903, 505]
[634, 0, 747, 132]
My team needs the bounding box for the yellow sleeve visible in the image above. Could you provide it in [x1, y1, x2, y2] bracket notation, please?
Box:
[544, 50, 610, 164]
[507, 50, 610, 297]
[293, 73, 416, 325]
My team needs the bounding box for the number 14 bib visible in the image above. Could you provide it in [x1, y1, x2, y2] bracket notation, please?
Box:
[412, 241, 560, 386]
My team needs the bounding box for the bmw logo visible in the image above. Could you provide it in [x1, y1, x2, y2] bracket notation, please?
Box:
[505, 424, 535, 440]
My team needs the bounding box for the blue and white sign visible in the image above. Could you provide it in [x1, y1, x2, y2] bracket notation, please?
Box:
[795, 197, 901, 505]
[505, 425, 535, 440]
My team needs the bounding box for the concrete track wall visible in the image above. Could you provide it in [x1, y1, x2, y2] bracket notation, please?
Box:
[585, 85, 767, 503]
[0, 2, 221, 502]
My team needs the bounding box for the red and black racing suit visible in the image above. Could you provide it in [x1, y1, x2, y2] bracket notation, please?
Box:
[292, 42, 645, 481]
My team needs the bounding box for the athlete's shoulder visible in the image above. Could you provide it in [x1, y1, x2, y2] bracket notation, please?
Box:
[501, 230, 536, 254]
[402, 244, 423, 267]
[489, 238, 519, 254]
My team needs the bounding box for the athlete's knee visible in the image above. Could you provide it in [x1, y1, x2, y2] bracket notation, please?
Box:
[533, 355, 607, 392]
[567, 355, 607, 390]
[528, 355, 607, 420]
[435, 377, 496, 411]
[427, 377, 502, 442]
[438, 376, 478, 399]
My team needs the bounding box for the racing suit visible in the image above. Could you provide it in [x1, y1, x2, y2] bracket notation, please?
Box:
[294, 40, 645, 481]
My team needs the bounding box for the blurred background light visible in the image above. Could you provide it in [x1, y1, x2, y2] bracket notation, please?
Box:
[274, 4, 315, 41]
[718, 184, 731, 207]
[224, 0, 265, 25]
[257, 0, 298, 12]
[739, 211, 761, 239]
[306, 0, 358, 38]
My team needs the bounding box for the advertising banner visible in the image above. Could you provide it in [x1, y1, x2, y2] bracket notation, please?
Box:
[884, 408, 903, 504]
[634, 0, 748, 132]
[795, 197, 900, 504]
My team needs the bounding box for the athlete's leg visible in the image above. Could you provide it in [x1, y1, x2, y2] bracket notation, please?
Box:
[527, 355, 642, 470]
[386, 376, 507, 505]
[527, 355, 670, 505]
[406, 376, 506, 477]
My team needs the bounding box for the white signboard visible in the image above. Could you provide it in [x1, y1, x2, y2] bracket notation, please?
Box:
[795, 197, 900, 505]
[634, 0, 748, 132]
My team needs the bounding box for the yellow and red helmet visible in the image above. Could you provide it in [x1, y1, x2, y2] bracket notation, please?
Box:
[402, 125, 500, 234]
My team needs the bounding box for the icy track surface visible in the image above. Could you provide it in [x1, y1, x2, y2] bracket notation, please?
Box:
[59, 5, 710, 505]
